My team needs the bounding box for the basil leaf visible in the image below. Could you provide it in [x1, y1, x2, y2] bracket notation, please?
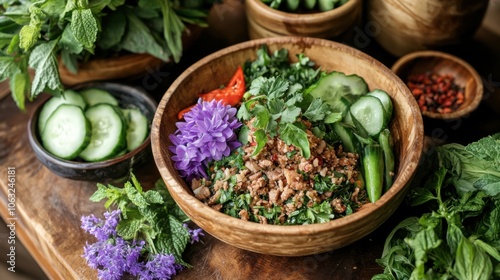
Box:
[97, 8, 126, 50]
[452, 237, 493, 280]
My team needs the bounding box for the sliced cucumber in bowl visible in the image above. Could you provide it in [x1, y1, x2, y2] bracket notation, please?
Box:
[79, 104, 127, 162]
[122, 108, 149, 152]
[349, 95, 388, 138]
[38, 90, 86, 133]
[41, 104, 91, 160]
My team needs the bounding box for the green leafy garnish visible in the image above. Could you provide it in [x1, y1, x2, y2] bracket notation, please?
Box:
[89, 173, 191, 266]
[374, 133, 500, 280]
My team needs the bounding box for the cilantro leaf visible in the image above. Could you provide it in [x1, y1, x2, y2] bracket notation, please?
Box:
[303, 97, 331, 122]
[280, 105, 301, 123]
[280, 123, 310, 159]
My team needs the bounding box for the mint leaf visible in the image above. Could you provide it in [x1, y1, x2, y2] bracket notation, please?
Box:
[71, 8, 98, 50]
[89, 183, 109, 202]
[19, 24, 40, 51]
[121, 12, 170, 61]
[124, 181, 149, 208]
[0, 56, 19, 82]
[144, 190, 164, 204]
[280, 123, 310, 159]
[59, 25, 83, 54]
[97, 8, 126, 50]
[116, 215, 144, 239]
[156, 215, 190, 266]
[28, 40, 63, 98]
[9, 72, 29, 111]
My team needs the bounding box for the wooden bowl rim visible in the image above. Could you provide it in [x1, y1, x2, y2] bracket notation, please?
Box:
[391, 50, 483, 120]
[152, 36, 424, 236]
[246, 0, 361, 22]
[28, 82, 157, 170]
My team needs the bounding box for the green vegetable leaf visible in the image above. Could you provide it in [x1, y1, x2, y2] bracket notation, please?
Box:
[97, 8, 126, 50]
[0, 56, 19, 82]
[70, 8, 98, 50]
[28, 40, 63, 99]
[303, 97, 331, 122]
[156, 215, 191, 266]
[116, 215, 144, 240]
[252, 104, 271, 130]
[280, 105, 301, 123]
[465, 134, 500, 171]
[252, 129, 267, 156]
[19, 24, 40, 51]
[121, 12, 170, 61]
[59, 25, 83, 54]
[452, 237, 493, 280]
[9, 71, 29, 111]
[280, 123, 310, 159]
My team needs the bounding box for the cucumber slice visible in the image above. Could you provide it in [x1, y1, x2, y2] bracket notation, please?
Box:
[349, 95, 387, 137]
[80, 88, 119, 107]
[79, 104, 126, 162]
[307, 71, 369, 116]
[367, 89, 393, 122]
[41, 104, 91, 160]
[38, 90, 86, 133]
[122, 108, 149, 151]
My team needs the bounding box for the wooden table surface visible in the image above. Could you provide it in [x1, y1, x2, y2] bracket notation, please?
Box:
[0, 7, 499, 280]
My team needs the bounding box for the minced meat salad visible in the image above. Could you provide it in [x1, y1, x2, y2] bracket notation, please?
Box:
[191, 117, 365, 225]
[170, 45, 395, 225]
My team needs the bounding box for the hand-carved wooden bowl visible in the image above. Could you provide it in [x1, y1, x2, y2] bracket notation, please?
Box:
[151, 37, 424, 256]
[245, 0, 362, 40]
[28, 82, 157, 181]
[392, 50, 483, 120]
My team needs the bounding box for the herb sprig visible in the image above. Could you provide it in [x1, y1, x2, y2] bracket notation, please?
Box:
[82, 173, 204, 279]
[0, 0, 216, 110]
[373, 134, 500, 280]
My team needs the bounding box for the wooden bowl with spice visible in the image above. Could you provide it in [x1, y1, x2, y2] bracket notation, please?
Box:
[151, 36, 424, 256]
[391, 50, 483, 120]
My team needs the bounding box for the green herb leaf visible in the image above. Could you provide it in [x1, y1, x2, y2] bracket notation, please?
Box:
[280, 123, 310, 159]
[97, 8, 126, 50]
[28, 40, 63, 99]
[280, 105, 301, 123]
[303, 97, 331, 122]
[252, 129, 267, 156]
[252, 104, 271, 130]
[9, 71, 28, 111]
[70, 9, 98, 50]
[452, 237, 493, 280]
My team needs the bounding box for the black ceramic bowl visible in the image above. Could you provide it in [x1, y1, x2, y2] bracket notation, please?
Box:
[28, 82, 157, 181]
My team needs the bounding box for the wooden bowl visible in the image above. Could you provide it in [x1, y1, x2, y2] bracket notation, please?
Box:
[151, 37, 424, 256]
[245, 0, 362, 39]
[367, 0, 489, 57]
[391, 50, 483, 120]
[28, 82, 157, 181]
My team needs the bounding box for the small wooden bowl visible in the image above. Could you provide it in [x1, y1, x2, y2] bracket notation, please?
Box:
[151, 37, 424, 256]
[245, 0, 362, 39]
[391, 50, 483, 120]
[28, 83, 157, 181]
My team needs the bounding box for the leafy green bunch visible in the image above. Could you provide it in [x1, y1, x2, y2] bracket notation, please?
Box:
[0, 0, 215, 110]
[89, 173, 193, 266]
[373, 134, 500, 280]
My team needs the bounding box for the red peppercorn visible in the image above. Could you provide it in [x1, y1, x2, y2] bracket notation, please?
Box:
[406, 72, 465, 114]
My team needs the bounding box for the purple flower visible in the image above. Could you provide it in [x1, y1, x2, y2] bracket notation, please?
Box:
[183, 223, 205, 244]
[81, 210, 121, 241]
[82, 237, 145, 280]
[139, 254, 183, 280]
[169, 99, 242, 181]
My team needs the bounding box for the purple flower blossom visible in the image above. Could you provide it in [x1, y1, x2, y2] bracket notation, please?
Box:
[81, 210, 121, 241]
[139, 254, 183, 280]
[184, 223, 205, 244]
[169, 99, 242, 181]
[82, 237, 145, 280]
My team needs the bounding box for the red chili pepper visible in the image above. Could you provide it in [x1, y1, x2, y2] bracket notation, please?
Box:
[177, 66, 246, 119]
